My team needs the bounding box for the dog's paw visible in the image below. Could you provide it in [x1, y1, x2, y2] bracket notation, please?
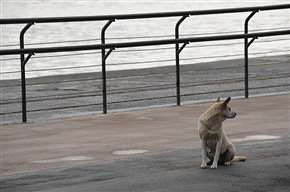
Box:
[210, 164, 217, 169]
[224, 161, 231, 166]
[201, 164, 207, 169]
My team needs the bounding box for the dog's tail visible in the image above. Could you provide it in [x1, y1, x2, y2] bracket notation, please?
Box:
[232, 156, 247, 162]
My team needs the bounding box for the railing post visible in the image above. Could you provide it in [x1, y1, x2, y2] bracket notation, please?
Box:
[175, 15, 189, 106]
[101, 19, 115, 114]
[244, 10, 258, 98]
[20, 22, 34, 123]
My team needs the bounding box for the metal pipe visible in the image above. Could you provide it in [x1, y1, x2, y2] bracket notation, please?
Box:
[1, 4, 289, 24]
[22, 53, 34, 65]
[20, 22, 34, 123]
[244, 10, 258, 98]
[104, 47, 115, 60]
[178, 42, 190, 54]
[101, 19, 115, 114]
[247, 37, 258, 48]
[2, 30, 289, 55]
[175, 15, 189, 106]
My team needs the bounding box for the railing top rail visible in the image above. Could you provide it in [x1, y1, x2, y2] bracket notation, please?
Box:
[1, 30, 289, 55]
[1, 4, 289, 24]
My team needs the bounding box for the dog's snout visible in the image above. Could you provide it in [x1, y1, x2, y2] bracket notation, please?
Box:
[231, 112, 237, 118]
[227, 111, 236, 118]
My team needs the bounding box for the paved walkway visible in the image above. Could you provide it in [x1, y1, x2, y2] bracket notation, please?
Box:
[1, 94, 289, 177]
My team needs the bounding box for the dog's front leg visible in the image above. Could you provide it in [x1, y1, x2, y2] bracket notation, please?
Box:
[201, 139, 208, 169]
[211, 139, 222, 169]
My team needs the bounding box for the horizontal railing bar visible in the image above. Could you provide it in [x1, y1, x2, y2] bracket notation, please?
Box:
[181, 84, 290, 98]
[0, 103, 104, 115]
[1, 4, 289, 24]
[2, 83, 289, 115]
[1, 73, 288, 105]
[1, 38, 288, 62]
[2, 37, 288, 61]
[1, 60, 287, 89]
[1, 30, 289, 55]
[1, 27, 288, 48]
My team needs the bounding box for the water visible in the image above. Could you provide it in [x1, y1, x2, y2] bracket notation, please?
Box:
[1, 0, 289, 80]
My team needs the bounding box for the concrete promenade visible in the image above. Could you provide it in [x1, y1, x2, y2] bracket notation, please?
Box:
[1, 94, 289, 191]
[1, 55, 289, 125]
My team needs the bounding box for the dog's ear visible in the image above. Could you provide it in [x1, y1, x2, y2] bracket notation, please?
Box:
[223, 97, 231, 105]
[216, 97, 220, 102]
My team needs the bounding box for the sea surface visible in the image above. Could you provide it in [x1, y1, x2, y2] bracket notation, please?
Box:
[1, 0, 289, 80]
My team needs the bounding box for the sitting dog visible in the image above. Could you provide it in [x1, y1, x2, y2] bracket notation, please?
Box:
[198, 97, 246, 169]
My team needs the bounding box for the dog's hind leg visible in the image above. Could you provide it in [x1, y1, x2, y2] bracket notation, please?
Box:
[223, 145, 236, 166]
[205, 147, 215, 165]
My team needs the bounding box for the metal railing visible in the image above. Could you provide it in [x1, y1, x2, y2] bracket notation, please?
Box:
[0, 4, 289, 123]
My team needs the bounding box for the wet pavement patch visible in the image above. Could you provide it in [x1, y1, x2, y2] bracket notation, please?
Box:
[31, 156, 93, 164]
[231, 135, 282, 142]
[112, 149, 149, 155]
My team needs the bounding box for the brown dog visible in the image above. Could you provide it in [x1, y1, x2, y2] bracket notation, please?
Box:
[198, 97, 246, 169]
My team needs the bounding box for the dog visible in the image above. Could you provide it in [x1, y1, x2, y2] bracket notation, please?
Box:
[198, 97, 246, 169]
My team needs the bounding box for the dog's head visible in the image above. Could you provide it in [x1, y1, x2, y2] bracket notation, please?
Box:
[200, 97, 237, 126]
[216, 97, 236, 119]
